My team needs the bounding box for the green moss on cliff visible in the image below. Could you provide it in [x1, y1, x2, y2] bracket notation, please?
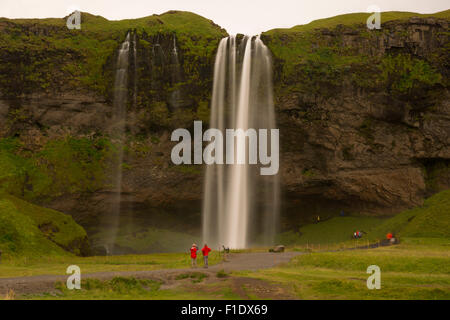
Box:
[265, 10, 450, 35]
[0, 136, 115, 201]
[0, 11, 226, 97]
[380, 54, 442, 95]
[263, 10, 449, 100]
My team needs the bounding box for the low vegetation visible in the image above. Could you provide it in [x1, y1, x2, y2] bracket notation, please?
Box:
[0, 251, 222, 278]
[0, 193, 87, 258]
[236, 238, 450, 299]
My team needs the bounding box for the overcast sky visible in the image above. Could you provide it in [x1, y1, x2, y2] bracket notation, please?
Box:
[1, 0, 448, 34]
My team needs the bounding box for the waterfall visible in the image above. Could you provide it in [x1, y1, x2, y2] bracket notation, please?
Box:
[133, 32, 137, 108]
[202, 36, 279, 249]
[105, 32, 131, 254]
[170, 35, 182, 109]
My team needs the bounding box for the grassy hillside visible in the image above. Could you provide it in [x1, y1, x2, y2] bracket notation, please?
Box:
[265, 10, 450, 35]
[0, 193, 88, 259]
[368, 190, 450, 239]
[278, 216, 382, 245]
[279, 190, 450, 245]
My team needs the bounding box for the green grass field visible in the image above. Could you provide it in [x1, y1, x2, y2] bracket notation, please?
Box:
[236, 238, 450, 300]
[0, 251, 222, 278]
[17, 237, 450, 300]
[25, 276, 242, 300]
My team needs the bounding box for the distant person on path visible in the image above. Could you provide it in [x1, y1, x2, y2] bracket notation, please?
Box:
[386, 232, 393, 240]
[316, 216, 320, 223]
[353, 230, 366, 239]
[201, 244, 212, 268]
[190, 243, 199, 267]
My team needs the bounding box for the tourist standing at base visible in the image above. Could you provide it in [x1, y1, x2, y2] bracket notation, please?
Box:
[202, 244, 211, 268]
[190, 243, 199, 267]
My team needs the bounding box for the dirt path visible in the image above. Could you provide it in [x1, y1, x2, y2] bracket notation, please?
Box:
[0, 251, 302, 296]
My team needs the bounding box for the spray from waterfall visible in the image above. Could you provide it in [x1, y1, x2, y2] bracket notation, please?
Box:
[202, 36, 279, 249]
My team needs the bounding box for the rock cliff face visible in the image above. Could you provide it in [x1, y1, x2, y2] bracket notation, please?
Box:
[263, 16, 449, 227]
[0, 12, 448, 239]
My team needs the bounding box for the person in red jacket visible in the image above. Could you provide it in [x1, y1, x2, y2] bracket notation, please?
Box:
[201, 244, 212, 268]
[190, 243, 198, 267]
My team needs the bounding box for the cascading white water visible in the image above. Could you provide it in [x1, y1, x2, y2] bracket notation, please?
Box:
[105, 32, 131, 254]
[202, 36, 279, 249]
[170, 36, 182, 109]
[133, 32, 137, 108]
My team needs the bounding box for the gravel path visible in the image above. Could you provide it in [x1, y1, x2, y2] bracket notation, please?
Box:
[0, 251, 302, 296]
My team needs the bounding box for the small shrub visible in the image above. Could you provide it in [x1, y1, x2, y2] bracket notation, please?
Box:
[216, 269, 228, 278]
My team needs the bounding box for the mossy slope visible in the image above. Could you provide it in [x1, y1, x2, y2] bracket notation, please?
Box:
[369, 190, 450, 238]
[0, 193, 88, 258]
[279, 190, 450, 245]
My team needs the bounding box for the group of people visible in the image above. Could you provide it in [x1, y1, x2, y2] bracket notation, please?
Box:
[353, 230, 366, 239]
[190, 243, 211, 268]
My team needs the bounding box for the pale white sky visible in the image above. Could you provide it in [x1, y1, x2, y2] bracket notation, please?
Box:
[0, 0, 448, 34]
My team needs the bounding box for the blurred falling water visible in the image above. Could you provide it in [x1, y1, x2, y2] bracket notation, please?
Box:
[105, 32, 131, 254]
[202, 36, 279, 249]
[133, 32, 137, 108]
[170, 35, 182, 109]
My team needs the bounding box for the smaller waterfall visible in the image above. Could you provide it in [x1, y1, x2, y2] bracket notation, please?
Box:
[170, 35, 182, 109]
[153, 35, 165, 67]
[104, 32, 131, 254]
[133, 32, 138, 108]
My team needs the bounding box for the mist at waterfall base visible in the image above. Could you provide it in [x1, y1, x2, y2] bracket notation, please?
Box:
[202, 36, 280, 249]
